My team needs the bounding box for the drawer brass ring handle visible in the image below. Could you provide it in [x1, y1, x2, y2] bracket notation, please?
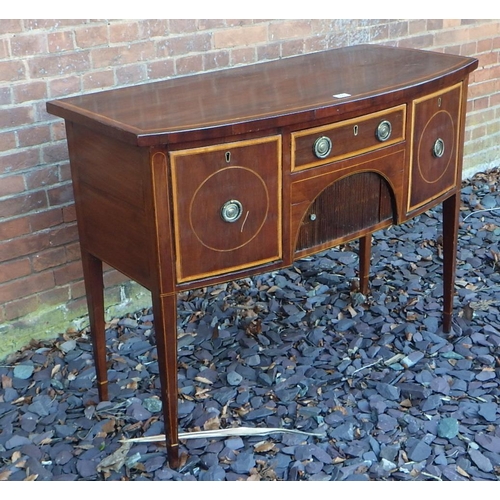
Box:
[313, 136, 332, 159]
[433, 138, 445, 158]
[376, 120, 392, 142]
[220, 199, 243, 223]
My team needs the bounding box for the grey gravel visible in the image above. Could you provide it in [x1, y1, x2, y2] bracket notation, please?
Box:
[1, 168, 500, 481]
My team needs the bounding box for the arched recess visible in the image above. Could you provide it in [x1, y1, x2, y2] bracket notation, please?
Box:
[294, 171, 396, 255]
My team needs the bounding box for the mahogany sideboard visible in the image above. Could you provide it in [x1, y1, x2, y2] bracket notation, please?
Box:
[47, 44, 478, 467]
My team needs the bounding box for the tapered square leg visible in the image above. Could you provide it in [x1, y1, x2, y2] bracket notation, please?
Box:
[151, 292, 179, 468]
[358, 234, 372, 296]
[442, 192, 460, 333]
[80, 249, 108, 401]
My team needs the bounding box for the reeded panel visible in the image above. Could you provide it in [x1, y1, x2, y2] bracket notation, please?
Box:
[295, 172, 394, 255]
[408, 83, 462, 211]
[170, 136, 282, 283]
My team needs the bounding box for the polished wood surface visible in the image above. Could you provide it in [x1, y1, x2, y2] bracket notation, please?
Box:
[47, 45, 478, 468]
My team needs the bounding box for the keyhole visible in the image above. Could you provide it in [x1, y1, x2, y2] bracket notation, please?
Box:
[225, 151, 231, 163]
[438, 97, 442, 108]
[353, 125, 359, 136]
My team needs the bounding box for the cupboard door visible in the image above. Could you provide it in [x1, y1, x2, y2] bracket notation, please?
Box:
[170, 136, 282, 283]
[408, 83, 463, 211]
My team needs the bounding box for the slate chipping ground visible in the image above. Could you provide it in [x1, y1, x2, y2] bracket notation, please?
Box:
[1, 169, 500, 481]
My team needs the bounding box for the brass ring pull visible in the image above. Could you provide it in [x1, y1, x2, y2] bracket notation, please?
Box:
[433, 138, 445, 158]
[220, 199, 243, 223]
[313, 136, 332, 159]
[376, 120, 392, 142]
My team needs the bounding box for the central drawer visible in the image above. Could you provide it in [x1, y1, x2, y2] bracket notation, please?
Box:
[170, 136, 282, 283]
[291, 104, 406, 171]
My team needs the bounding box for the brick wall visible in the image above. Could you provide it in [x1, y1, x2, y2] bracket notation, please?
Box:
[1, 19, 499, 358]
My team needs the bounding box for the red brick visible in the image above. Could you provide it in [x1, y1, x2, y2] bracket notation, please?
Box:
[47, 183, 75, 207]
[108, 21, 140, 43]
[53, 259, 83, 286]
[17, 124, 52, 148]
[138, 19, 170, 38]
[0, 270, 55, 303]
[28, 52, 91, 78]
[0, 131, 16, 152]
[158, 33, 212, 57]
[13, 81, 48, 104]
[0, 105, 33, 129]
[0, 217, 30, 240]
[0, 191, 48, 219]
[10, 32, 48, 57]
[31, 247, 67, 272]
[49, 76, 82, 98]
[48, 31, 75, 53]
[1, 258, 31, 282]
[0, 231, 50, 262]
[62, 204, 76, 224]
[203, 51, 230, 72]
[42, 141, 69, 164]
[36, 286, 70, 307]
[25, 163, 59, 190]
[0, 19, 22, 32]
[0, 174, 24, 197]
[175, 54, 204, 75]
[47, 224, 79, 247]
[230, 47, 256, 65]
[4, 295, 39, 321]
[269, 20, 311, 41]
[0, 148, 40, 175]
[115, 64, 147, 86]
[169, 19, 198, 34]
[29, 208, 64, 232]
[91, 42, 155, 69]
[146, 60, 176, 81]
[214, 25, 268, 49]
[74, 25, 108, 48]
[82, 70, 115, 91]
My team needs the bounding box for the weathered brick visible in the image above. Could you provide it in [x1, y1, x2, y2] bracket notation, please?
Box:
[0, 190, 48, 218]
[230, 47, 256, 65]
[146, 60, 176, 81]
[0, 148, 40, 175]
[29, 208, 64, 232]
[269, 20, 312, 41]
[0, 19, 22, 32]
[53, 259, 83, 286]
[31, 247, 67, 272]
[48, 31, 75, 52]
[214, 25, 268, 49]
[74, 25, 109, 48]
[10, 32, 48, 56]
[115, 64, 148, 86]
[0, 217, 30, 240]
[0, 174, 24, 197]
[0, 131, 16, 153]
[0, 270, 55, 303]
[82, 70, 115, 91]
[12, 81, 48, 104]
[175, 54, 204, 75]
[28, 51, 91, 78]
[0, 105, 34, 129]
[48, 75, 82, 98]
[47, 183, 75, 207]
[109, 21, 140, 43]
[91, 42, 155, 69]
[17, 124, 52, 149]
[1, 258, 31, 282]
[138, 19, 170, 38]
[4, 295, 39, 321]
